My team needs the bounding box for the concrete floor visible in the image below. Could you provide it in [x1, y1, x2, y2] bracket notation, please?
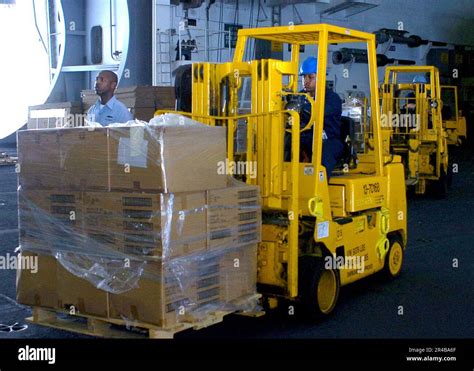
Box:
[0, 143, 473, 340]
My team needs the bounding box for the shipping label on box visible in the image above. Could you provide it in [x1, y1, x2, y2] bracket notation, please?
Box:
[108, 126, 163, 191]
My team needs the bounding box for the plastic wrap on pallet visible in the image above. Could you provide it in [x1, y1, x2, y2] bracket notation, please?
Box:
[17, 114, 227, 193]
[16, 115, 262, 326]
[17, 182, 260, 287]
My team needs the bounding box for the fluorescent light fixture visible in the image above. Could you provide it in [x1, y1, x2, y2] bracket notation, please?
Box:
[322, 0, 378, 18]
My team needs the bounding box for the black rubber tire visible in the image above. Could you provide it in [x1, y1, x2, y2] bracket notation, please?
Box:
[382, 235, 404, 280]
[298, 256, 340, 319]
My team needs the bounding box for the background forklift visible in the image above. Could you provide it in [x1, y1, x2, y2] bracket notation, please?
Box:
[164, 24, 407, 318]
[441, 85, 468, 146]
[381, 66, 449, 197]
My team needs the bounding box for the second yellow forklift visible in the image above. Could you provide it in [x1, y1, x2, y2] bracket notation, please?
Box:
[441, 85, 468, 146]
[381, 66, 449, 197]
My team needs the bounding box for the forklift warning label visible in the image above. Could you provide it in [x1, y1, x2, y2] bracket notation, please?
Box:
[317, 221, 329, 239]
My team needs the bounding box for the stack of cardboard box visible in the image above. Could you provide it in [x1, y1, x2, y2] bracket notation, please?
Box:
[27, 102, 84, 130]
[82, 86, 175, 121]
[16, 119, 260, 328]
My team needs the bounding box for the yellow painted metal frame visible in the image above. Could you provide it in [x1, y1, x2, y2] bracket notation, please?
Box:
[441, 85, 467, 145]
[236, 24, 384, 297]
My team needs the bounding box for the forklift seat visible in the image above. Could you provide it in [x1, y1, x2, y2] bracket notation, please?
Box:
[333, 116, 358, 172]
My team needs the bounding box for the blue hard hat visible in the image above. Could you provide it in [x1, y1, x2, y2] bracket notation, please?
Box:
[413, 75, 428, 84]
[299, 57, 317, 75]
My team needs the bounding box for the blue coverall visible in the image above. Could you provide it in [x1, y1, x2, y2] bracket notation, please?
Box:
[298, 88, 344, 178]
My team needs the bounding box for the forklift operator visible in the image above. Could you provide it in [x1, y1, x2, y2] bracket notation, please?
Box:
[298, 56, 343, 177]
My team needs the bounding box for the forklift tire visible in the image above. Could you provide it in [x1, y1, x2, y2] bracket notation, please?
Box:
[382, 235, 404, 280]
[299, 256, 340, 319]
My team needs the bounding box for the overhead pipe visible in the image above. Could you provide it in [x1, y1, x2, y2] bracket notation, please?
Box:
[332, 48, 415, 67]
[374, 28, 447, 48]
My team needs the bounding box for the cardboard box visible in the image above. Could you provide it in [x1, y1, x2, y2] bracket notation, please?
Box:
[18, 190, 84, 248]
[82, 191, 208, 259]
[18, 123, 227, 193]
[207, 183, 261, 249]
[56, 260, 109, 317]
[16, 251, 108, 317]
[81, 86, 175, 111]
[207, 217, 261, 250]
[18, 182, 261, 259]
[219, 244, 257, 302]
[17, 245, 257, 327]
[207, 182, 260, 230]
[17, 183, 261, 325]
[58, 128, 109, 190]
[19, 189, 209, 260]
[109, 254, 222, 328]
[17, 130, 62, 190]
[131, 107, 159, 122]
[18, 128, 109, 191]
[107, 124, 227, 192]
[108, 262, 179, 328]
[16, 251, 58, 309]
[28, 102, 84, 130]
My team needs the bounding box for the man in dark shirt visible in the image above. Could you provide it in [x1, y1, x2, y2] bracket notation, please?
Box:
[298, 57, 343, 178]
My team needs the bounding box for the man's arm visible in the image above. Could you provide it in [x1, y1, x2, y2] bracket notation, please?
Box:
[325, 91, 342, 118]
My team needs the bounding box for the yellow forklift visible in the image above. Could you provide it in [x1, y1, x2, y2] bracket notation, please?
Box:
[159, 24, 407, 318]
[441, 85, 467, 146]
[381, 66, 449, 197]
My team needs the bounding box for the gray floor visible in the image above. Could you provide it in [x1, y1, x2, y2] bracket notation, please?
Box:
[0, 144, 473, 339]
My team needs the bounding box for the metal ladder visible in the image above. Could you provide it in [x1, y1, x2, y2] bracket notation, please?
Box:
[155, 31, 172, 86]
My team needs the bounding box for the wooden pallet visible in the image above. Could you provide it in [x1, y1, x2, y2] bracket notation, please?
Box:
[26, 294, 263, 339]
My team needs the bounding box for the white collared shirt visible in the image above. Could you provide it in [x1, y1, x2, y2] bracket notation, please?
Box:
[87, 96, 133, 126]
